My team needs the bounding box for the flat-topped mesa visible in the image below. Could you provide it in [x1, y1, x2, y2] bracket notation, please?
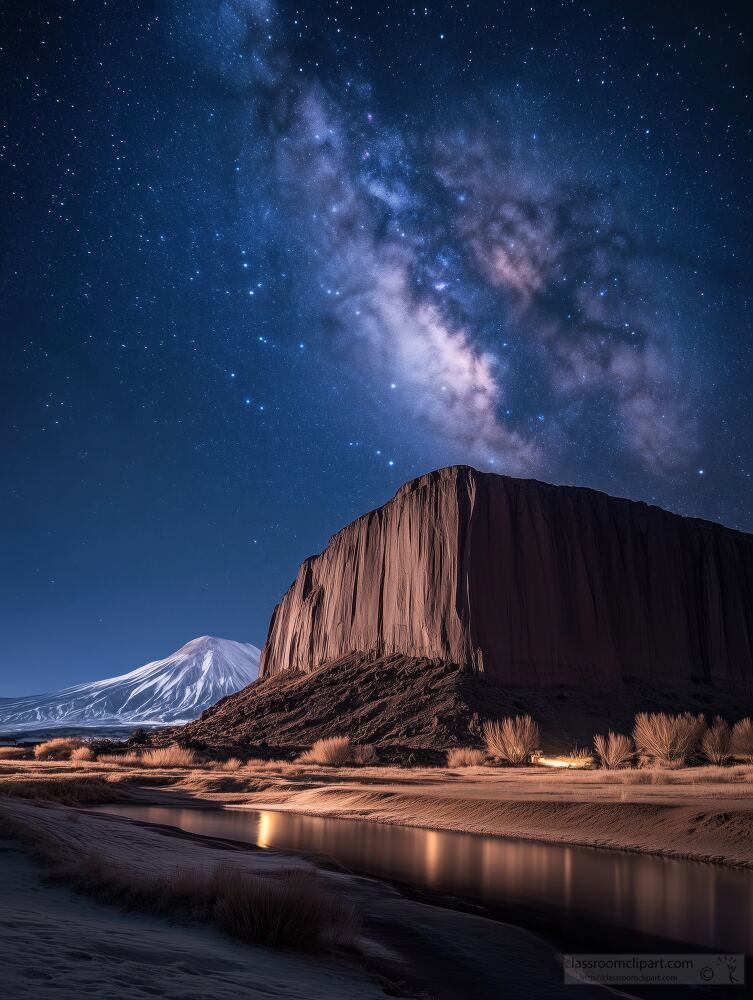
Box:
[259, 466, 753, 693]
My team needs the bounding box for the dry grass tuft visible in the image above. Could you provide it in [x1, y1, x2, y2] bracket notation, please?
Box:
[731, 718, 753, 762]
[446, 747, 487, 768]
[0, 747, 29, 760]
[95, 746, 197, 768]
[0, 775, 122, 804]
[70, 745, 95, 763]
[633, 712, 706, 768]
[298, 736, 352, 767]
[352, 744, 378, 766]
[483, 716, 540, 765]
[140, 745, 198, 768]
[96, 752, 142, 766]
[593, 732, 634, 769]
[33, 737, 86, 761]
[701, 717, 732, 765]
[212, 866, 358, 951]
[216, 757, 243, 772]
[96, 746, 197, 768]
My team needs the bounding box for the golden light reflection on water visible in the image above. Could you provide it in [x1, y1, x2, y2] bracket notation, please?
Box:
[256, 810, 273, 849]
[97, 803, 753, 954]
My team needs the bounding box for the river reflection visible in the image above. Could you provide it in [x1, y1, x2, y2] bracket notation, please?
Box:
[96, 804, 753, 953]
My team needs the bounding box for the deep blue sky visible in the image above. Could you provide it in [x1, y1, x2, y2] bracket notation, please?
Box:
[2, 0, 751, 695]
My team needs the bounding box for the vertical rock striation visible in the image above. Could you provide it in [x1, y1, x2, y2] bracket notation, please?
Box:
[259, 467, 753, 694]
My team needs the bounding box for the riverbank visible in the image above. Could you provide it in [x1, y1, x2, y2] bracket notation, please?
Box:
[221, 764, 753, 868]
[2, 757, 752, 867]
[0, 793, 588, 1000]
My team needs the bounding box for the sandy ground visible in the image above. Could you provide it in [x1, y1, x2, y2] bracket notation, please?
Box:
[0, 837, 386, 1000]
[0, 794, 598, 1000]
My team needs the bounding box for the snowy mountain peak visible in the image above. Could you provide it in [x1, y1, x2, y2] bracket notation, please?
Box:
[0, 637, 260, 730]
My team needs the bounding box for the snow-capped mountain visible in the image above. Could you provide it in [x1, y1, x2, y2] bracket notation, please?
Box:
[0, 636, 260, 729]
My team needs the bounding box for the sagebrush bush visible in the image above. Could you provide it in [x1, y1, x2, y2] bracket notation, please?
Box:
[70, 745, 95, 763]
[483, 716, 539, 765]
[0, 747, 28, 759]
[298, 736, 352, 767]
[731, 718, 753, 761]
[593, 732, 634, 769]
[701, 717, 731, 765]
[446, 747, 486, 767]
[33, 737, 85, 761]
[633, 712, 706, 767]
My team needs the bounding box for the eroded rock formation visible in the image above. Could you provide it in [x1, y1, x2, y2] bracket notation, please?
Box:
[260, 466, 753, 693]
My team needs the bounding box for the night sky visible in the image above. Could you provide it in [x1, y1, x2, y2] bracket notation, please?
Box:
[2, 1, 751, 695]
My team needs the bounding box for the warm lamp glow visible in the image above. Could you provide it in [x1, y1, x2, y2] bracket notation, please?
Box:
[532, 754, 592, 769]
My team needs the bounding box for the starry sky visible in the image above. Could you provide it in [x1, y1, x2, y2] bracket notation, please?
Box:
[2, 0, 751, 695]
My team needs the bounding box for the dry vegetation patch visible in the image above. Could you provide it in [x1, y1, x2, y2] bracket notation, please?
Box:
[483, 716, 540, 765]
[633, 712, 706, 767]
[0, 805, 358, 953]
[0, 774, 123, 805]
[732, 719, 753, 762]
[33, 737, 86, 761]
[95, 745, 198, 768]
[593, 732, 634, 769]
[139, 746, 198, 768]
[298, 737, 353, 766]
[446, 748, 486, 767]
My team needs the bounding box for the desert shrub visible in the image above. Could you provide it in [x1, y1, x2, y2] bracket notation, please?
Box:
[33, 737, 85, 761]
[139, 746, 197, 768]
[129, 727, 149, 745]
[352, 744, 378, 766]
[298, 736, 352, 767]
[0, 747, 28, 759]
[731, 718, 753, 762]
[633, 712, 706, 767]
[593, 732, 634, 769]
[446, 747, 487, 767]
[701, 717, 732, 765]
[483, 716, 540, 765]
[70, 745, 95, 763]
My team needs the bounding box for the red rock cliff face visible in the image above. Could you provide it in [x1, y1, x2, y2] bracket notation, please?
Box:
[259, 467, 753, 693]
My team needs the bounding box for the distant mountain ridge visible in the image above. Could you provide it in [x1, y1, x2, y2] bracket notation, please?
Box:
[0, 636, 259, 730]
